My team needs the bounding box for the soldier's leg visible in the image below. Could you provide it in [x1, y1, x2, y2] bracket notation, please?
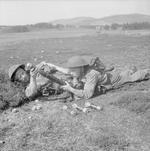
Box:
[130, 69, 150, 82]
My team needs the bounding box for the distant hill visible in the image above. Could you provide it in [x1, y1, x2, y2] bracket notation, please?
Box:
[51, 17, 95, 26]
[1, 14, 150, 34]
[51, 14, 150, 26]
[93, 14, 150, 25]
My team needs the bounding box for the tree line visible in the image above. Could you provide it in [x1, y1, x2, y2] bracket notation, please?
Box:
[98, 22, 150, 31]
[1, 22, 150, 33]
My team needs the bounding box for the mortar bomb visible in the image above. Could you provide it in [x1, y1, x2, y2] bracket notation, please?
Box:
[85, 102, 102, 110]
[72, 103, 87, 112]
[62, 105, 68, 110]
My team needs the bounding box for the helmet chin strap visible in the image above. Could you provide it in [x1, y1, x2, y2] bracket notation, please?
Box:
[78, 66, 88, 79]
[80, 67, 84, 78]
[83, 65, 90, 76]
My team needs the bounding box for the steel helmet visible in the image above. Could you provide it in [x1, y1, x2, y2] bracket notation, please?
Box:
[65, 56, 89, 68]
[8, 64, 25, 81]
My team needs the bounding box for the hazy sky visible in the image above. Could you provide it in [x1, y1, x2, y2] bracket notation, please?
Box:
[0, 0, 150, 25]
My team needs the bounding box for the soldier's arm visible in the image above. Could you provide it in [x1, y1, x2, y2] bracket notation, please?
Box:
[25, 76, 38, 98]
[62, 70, 100, 99]
[25, 68, 39, 98]
[44, 62, 69, 74]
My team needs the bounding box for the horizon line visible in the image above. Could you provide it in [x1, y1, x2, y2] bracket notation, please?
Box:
[1, 13, 150, 26]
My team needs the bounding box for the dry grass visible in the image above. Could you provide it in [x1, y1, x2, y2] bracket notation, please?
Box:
[111, 91, 150, 114]
[0, 29, 150, 151]
[0, 69, 29, 110]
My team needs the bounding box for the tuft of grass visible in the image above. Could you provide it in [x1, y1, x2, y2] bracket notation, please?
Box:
[0, 69, 29, 110]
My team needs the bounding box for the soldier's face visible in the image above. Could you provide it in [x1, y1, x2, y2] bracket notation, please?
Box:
[14, 68, 30, 83]
[69, 67, 83, 78]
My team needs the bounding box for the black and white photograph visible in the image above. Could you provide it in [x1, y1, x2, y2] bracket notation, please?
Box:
[0, 0, 150, 150]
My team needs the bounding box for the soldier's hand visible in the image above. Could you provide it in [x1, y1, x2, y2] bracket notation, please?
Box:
[26, 62, 34, 71]
[61, 81, 72, 91]
[30, 68, 38, 79]
[36, 61, 46, 71]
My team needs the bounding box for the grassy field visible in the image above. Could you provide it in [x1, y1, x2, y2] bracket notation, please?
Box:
[0, 29, 150, 151]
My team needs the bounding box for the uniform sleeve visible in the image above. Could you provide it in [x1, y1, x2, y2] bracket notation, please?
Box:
[70, 70, 100, 99]
[25, 77, 38, 99]
[25, 86, 38, 98]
